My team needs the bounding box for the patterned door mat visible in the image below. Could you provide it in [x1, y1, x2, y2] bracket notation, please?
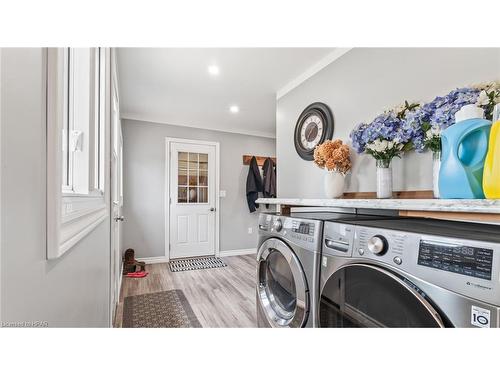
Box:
[169, 256, 227, 272]
[123, 290, 201, 328]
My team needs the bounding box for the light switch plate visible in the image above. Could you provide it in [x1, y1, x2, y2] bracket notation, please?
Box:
[219, 190, 226, 197]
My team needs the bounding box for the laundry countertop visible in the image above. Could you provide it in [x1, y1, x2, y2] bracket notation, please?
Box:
[255, 198, 500, 214]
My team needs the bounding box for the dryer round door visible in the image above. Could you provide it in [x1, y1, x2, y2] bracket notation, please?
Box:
[257, 238, 309, 328]
[319, 263, 445, 327]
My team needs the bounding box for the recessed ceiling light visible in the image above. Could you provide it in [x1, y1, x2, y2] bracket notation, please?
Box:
[229, 105, 239, 113]
[208, 65, 220, 76]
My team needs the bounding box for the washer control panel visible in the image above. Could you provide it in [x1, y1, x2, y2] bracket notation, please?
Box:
[292, 220, 315, 236]
[258, 213, 322, 253]
[418, 240, 493, 280]
[352, 224, 500, 307]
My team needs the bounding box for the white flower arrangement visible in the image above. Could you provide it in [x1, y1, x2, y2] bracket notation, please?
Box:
[473, 80, 500, 118]
[365, 139, 404, 153]
[423, 125, 442, 152]
[425, 125, 441, 140]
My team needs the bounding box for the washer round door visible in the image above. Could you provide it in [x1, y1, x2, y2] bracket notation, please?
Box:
[257, 238, 309, 328]
[319, 263, 446, 328]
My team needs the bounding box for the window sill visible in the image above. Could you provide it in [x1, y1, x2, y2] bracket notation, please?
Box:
[47, 195, 108, 259]
[62, 190, 104, 198]
[59, 206, 107, 256]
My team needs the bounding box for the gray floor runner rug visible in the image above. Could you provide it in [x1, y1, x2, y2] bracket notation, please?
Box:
[169, 256, 227, 272]
[123, 290, 201, 328]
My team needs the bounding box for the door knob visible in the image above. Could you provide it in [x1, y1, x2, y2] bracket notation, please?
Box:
[114, 216, 124, 222]
[209, 207, 216, 212]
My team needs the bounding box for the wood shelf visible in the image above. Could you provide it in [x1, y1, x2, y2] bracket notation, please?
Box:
[242, 155, 276, 167]
[342, 190, 434, 199]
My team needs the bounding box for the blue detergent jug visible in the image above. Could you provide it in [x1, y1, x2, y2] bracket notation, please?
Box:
[439, 104, 492, 199]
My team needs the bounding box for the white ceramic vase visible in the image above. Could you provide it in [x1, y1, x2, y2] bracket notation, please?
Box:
[324, 170, 345, 199]
[376, 159, 393, 199]
[432, 151, 441, 199]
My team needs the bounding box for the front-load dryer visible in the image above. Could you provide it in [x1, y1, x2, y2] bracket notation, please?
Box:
[319, 218, 500, 328]
[256, 213, 322, 327]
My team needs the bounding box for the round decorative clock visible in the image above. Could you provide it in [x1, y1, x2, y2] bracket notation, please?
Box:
[294, 102, 334, 160]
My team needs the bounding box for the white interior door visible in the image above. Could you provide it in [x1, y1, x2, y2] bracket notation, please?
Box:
[110, 58, 123, 321]
[169, 141, 217, 259]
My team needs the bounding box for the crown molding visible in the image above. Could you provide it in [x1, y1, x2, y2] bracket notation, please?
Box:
[276, 48, 352, 100]
[121, 113, 276, 139]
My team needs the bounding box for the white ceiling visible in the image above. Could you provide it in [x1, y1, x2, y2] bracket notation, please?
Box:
[117, 48, 335, 138]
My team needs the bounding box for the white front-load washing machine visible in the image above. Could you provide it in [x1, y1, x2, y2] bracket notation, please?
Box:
[319, 217, 500, 327]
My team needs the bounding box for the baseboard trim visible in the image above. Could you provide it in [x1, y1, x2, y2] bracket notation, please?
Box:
[137, 250, 256, 263]
[219, 248, 257, 257]
[136, 256, 169, 264]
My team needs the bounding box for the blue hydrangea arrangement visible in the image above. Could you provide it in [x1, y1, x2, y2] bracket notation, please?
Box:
[350, 101, 422, 162]
[350, 81, 500, 157]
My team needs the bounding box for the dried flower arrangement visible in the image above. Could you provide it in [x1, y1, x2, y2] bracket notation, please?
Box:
[313, 139, 352, 174]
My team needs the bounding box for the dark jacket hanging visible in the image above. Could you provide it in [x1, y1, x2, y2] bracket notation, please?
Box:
[262, 157, 277, 205]
[246, 156, 263, 213]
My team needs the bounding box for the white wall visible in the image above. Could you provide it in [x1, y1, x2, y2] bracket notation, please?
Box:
[122, 119, 276, 259]
[0, 49, 111, 327]
[277, 48, 500, 198]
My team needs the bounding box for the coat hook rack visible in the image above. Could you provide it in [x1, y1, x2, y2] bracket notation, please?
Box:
[242, 155, 277, 167]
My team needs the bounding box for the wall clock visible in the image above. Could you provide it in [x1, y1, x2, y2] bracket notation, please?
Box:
[294, 102, 334, 160]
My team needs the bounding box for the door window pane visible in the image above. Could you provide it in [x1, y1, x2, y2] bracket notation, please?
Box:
[178, 187, 187, 203]
[188, 170, 198, 186]
[178, 152, 188, 169]
[199, 187, 208, 203]
[199, 153, 208, 170]
[199, 169, 208, 186]
[188, 187, 198, 203]
[178, 169, 188, 185]
[188, 152, 198, 170]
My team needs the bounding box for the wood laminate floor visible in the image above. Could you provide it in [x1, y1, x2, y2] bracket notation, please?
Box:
[115, 255, 257, 328]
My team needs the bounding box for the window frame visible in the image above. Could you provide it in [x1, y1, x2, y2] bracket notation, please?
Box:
[176, 151, 209, 204]
[46, 48, 109, 259]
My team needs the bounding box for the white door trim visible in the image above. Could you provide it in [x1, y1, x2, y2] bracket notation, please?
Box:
[109, 48, 119, 327]
[0, 48, 2, 322]
[165, 137, 220, 261]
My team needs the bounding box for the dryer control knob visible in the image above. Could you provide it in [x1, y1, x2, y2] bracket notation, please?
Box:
[367, 235, 388, 255]
[273, 219, 283, 232]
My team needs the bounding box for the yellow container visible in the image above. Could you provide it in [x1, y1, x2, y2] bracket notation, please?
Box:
[483, 104, 500, 199]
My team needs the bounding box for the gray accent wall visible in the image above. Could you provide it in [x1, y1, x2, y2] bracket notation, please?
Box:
[0, 49, 111, 327]
[121, 119, 276, 259]
[277, 48, 500, 198]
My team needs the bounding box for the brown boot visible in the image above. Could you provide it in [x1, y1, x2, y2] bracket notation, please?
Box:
[123, 248, 146, 275]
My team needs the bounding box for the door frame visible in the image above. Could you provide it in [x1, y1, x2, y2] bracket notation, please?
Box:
[0, 48, 3, 323]
[165, 137, 220, 261]
[109, 48, 120, 326]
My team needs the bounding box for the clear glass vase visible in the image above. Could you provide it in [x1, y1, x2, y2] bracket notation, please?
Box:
[432, 151, 441, 199]
[376, 158, 392, 199]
